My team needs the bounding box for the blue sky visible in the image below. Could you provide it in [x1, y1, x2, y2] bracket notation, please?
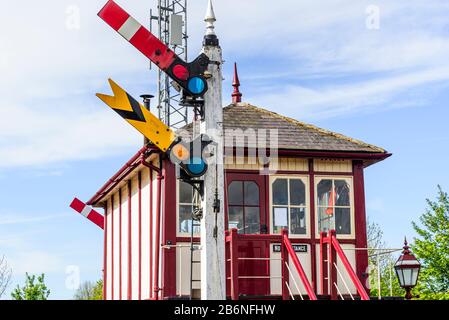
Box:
[1, 0, 449, 299]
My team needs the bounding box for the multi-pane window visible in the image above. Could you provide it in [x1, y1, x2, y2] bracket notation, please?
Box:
[227, 181, 260, 234]
[317, 178, 352, 235]
[271, 178, 307, 235]
[178, 181, 200, 235]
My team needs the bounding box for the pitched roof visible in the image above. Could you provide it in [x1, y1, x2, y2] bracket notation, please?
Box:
[180, 102, 387, 153]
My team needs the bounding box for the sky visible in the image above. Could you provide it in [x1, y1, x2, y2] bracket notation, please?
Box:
[1, 0, 449, 299]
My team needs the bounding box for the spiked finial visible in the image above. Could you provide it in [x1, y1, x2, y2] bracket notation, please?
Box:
[232, 63, 242, 103]
[204, 0, 219, 46]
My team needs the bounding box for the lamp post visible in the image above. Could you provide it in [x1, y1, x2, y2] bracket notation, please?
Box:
[394, 238, 421, 300]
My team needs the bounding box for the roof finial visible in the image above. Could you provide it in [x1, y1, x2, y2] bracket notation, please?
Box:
[232, 63, 242, 104]
[204, 0, 219, 46]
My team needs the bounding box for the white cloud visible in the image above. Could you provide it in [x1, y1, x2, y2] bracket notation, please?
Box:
[9, 251, 65, 275]
[0, 213, 70, 226]
[252, 65, 449, 120]
[1, 0, 449, 168]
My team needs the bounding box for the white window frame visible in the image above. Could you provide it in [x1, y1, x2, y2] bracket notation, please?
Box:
[269, 175, 310, 239]
[176, 179, 200, 237]
[314, 176, 355, 239]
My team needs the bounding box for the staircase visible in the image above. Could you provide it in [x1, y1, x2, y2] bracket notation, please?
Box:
[225, 229, 370, 300]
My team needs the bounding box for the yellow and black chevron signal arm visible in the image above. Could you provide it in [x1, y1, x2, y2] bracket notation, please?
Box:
[96, 79, 177, 152]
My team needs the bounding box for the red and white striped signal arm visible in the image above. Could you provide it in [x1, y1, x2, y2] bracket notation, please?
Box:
[98, 0, 176, 71]
[70, 198, 104, 229]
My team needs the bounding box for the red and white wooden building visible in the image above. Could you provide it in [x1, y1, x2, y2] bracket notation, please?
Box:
[84, 65, 390, 300]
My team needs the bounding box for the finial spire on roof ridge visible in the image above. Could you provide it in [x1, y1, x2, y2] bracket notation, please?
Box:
[232, 62, 242, 103]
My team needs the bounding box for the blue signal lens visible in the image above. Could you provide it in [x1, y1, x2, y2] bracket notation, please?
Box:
[186, 157, 207, 176]
[187, 77, 206, 95]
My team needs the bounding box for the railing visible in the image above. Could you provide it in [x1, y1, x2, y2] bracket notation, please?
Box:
[281, 229, 317, 300]
[226, 228, 317, 300]
[320, 230, 370, 300]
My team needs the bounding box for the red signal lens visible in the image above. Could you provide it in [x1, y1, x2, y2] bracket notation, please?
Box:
[172, 64, 189, 81]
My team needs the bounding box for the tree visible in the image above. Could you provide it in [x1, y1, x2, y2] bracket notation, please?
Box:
[0, 255, 12, 298]
[367, 219, 403, 298]
[412, 185, 449, 299]
[74, 279, 103, 300]
[11, 273, 50, 300]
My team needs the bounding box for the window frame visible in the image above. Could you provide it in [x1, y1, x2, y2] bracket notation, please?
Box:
[227, 180, 262, 235]
[176, 179, 200, 237]
[314, 176, 355, 239]
[269, 175, 310, 239]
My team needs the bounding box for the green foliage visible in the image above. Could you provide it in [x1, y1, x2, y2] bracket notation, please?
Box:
[412, 185, 449, 299]
[367, 219, 403, 298]
[74, 279, 103, 300]
[11, 273, 50, 300]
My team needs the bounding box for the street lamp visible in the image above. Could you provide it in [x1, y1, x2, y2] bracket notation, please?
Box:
[394, 238, 421, 300]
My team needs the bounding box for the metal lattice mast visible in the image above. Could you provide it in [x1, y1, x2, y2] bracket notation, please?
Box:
[150, 0, 189, 129]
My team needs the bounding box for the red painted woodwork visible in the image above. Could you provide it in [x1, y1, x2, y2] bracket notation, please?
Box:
[281, 230, 289, 300]
[320, 231, 370, 300]
[111, 194, 115, 300]
[353, 161, 370, 293]
[308, 159, 317, 292]
[93, 145, 379, 299]
[138, 172, 142, 300]
[319, 232, 328, 295]
[119, 189, 122, 300]
[162, 160, 177, 298]
[103, 203, 107, 300]
[282, 229, 317, 300]
[225, 173, 269, 296]
[327, 230, 337, 300]
[87, 145, 156, 206]
[330, 232, 369, 300]
[229, 229, 240, 300]
[149, 168, 153, 300]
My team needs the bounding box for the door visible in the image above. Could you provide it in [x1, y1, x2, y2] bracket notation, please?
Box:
[226, 173, 269, 296]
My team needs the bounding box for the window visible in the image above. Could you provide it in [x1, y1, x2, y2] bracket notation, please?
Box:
[271, 177, 307, 235]
[178, 181, 200, 235]
[317, 178, 352, 235]
[227, 181, 260, 234]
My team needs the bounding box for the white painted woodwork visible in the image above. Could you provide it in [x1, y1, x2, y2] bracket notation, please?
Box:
[140, 168, 151, 299]
[130, 176, 140, 300]
[112, 193, 120, 299]
[176, 243, 202, 296]
[106, 199, 113, 300]
[120, 186, 129, 299]
[315, 244, 357, 296]
[269, 243, 313, 296]
[314, 159, 352, 173]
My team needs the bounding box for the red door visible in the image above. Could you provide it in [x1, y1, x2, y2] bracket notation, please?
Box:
[225, 173, 269, 296]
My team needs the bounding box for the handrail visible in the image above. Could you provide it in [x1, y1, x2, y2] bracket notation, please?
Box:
[334, 282, 345, 300]
[333, 262, 354, 300]
[282, 229, 318, 300]
[285, 282, 295, 300]
[285, 261, 304, 300]
[330, 233, 370, 300]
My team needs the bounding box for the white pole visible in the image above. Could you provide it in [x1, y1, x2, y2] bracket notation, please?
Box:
[200, 0, 226, 300]
[389, 260, 393, 297]
[376, 254, 381, 300]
